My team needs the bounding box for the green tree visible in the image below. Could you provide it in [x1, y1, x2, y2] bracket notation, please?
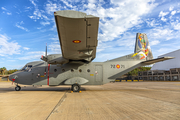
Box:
[7, 69, 18, 74]
[127, 67, 151, 76]
[0, 67, 7, 75]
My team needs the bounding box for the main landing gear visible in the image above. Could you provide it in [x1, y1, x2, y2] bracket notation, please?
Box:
[71, 84, 81, 92]
[15, 85, 21, 91]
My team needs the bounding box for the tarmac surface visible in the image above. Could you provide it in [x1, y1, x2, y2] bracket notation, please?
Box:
[0, 81, 180, 120]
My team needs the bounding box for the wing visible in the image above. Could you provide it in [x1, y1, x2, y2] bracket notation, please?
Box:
[54, 10, 99, 62]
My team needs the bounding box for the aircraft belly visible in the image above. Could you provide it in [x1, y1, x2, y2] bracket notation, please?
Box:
[27, 63, 105, 86]
[47, 63, 104, 86]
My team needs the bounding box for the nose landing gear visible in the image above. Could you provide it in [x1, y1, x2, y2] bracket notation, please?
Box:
[15, 85, 21, 91]
[71, 84, 81, 92]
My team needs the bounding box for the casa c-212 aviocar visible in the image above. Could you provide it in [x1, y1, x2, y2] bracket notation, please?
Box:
[9, 10, 173, 92]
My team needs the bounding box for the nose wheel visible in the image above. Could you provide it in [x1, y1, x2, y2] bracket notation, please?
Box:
[15, 85, 21, 91]
[71, 84, 80, 92]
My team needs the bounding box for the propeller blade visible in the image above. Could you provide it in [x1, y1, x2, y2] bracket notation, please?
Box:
[41, 43, 48, 62]
[41, 55, 47, 61]
[45, 43, 48, 75]
[46, 43, 47, 57]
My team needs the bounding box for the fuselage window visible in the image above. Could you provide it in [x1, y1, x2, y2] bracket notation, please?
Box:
[54, 69, 57, 72]
[87, 69, 90, 72]
[79, 69, 82, 72]
[71, 69, 74, 72]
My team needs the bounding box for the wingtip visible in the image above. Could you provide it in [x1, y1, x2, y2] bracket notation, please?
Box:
[160, 56, 175, 59]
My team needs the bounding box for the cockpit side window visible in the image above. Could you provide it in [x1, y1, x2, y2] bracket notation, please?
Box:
[21, 65, 33, 72]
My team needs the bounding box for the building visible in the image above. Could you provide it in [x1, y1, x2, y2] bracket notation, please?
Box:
[137, 49, 180, 81]
[115, 49, 180, 82]
[138, 68, 180, 81]
[151, 49, 180, 70]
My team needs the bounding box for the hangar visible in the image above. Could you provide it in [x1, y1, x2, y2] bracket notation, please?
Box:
[151, 49, 180, 70]
[137, 49, 180, 81]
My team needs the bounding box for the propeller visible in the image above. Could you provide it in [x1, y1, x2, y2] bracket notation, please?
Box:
[41, 43, 48, 62]
[41, 43, 48, 76]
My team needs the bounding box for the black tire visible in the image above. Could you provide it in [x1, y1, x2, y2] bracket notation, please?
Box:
[15, 86, 21, 91]
[72, 84, 80, 92]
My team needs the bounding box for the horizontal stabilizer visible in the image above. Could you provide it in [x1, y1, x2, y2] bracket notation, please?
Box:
[108, 57, 174, 80]
[141, 57, 174, 65]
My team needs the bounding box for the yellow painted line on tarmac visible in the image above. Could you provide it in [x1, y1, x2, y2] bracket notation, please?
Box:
[175, 84, 180, 86]
[127, 80, 132, 82]
[115, 80, 120, 82]
[121, 80, 126, 82]
[133, 80, 138, 82]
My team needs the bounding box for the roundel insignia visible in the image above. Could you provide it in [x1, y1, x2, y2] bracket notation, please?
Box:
[116, 64, 120, 69]
[73, 40, 81, 43]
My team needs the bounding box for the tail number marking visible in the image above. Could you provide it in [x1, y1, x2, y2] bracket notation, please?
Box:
[111, 64, 125, 69]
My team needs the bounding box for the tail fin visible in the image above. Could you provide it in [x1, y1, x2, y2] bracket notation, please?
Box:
[132, 33, 153, 60]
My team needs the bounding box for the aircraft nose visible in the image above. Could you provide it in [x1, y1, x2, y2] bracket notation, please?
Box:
[9, 75, 12, 81]
[9, 75, 18, 82]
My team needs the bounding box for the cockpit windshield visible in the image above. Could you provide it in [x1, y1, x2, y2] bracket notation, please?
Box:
[21, 65, 32, 72]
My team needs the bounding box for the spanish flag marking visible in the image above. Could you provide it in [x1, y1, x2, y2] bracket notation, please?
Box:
[73, 40, 81, 43]
[116, 64, 120, 69]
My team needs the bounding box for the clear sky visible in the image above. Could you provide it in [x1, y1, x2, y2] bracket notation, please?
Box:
[0, 0, 180, 70]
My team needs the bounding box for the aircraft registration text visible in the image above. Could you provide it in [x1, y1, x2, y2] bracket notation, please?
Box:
[111, 64, 125, 69]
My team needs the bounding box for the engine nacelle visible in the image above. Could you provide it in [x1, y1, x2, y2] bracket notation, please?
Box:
[41, 54, 69, 65]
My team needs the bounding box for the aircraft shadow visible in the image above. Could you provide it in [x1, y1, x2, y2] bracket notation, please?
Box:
[0, 86, 87, 92]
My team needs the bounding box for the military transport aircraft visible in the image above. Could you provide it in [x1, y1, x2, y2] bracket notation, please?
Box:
[9, 10, 173, 92]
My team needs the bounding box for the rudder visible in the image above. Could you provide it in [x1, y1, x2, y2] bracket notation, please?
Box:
[132, 33, 153, 60]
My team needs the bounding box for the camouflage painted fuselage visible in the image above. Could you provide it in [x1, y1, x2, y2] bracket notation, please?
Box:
[10, 53, 147, 86]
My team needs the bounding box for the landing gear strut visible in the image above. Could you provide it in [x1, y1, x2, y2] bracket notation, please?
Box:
[71, 84, 80, 92]
[15, 85, 21, 91]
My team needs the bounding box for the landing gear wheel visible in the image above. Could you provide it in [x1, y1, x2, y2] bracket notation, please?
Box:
[71, 84, 80, 92]
[15, 86, 21, 91]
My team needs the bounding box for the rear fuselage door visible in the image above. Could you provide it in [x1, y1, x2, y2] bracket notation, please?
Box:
[95, 65, 103, 82]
